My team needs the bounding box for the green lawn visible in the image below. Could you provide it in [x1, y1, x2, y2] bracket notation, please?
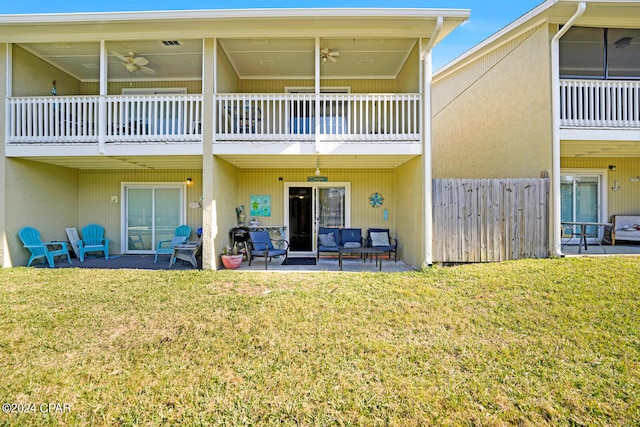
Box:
[1, 257, 639, 426]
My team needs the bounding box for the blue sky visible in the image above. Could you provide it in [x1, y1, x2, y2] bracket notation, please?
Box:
[0, 0, 544, 71]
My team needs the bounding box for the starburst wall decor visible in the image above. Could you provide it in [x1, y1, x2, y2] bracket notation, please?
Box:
[369, 192, 384, 208]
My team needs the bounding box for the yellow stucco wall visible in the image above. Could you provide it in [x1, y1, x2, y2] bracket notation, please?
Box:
[211, 156, 239, 267]
[4, 159, 79, 267]
[395, 157, 423, 268]
[432, 25, 553, 179]
[12, 45, 81, 97]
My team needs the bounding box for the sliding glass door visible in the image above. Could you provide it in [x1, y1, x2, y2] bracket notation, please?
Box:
[561, 171, 606, 240]
[286, 183, 350, 255]
[123, 184, 185, 253]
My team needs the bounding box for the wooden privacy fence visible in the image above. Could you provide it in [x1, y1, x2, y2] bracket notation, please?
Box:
[432, 178, 549, 263]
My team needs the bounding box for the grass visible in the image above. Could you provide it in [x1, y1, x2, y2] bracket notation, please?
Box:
[0, 257, 639, 426]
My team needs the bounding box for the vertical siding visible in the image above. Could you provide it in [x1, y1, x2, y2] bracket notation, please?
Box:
[80, 81, 203, 95]
[237, 168, 396, 234]
[238, 79, 398, 94]
[79, 169, 203, 253]
[561, 157, 640, 217]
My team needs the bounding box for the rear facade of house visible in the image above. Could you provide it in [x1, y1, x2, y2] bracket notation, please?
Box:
[0, 8, 469, 269]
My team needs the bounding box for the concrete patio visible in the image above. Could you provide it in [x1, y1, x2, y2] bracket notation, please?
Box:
[38, 253, 415, 272]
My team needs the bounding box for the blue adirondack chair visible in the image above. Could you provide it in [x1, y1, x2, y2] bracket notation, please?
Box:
[18, 227, 71, 268]
[154, 224, 192, 263]
[247, 230, 289, 269]
[78, 224, 109, 262]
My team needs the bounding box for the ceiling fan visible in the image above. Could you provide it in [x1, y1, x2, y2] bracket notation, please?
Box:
[320, 47, 340, 63]
[112, 51, 156, 74]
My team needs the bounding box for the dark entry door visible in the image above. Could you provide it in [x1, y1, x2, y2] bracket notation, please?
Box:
[289, 187, 313, 251]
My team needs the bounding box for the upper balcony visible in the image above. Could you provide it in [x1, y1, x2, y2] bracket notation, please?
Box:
[6, 92, 421, 151]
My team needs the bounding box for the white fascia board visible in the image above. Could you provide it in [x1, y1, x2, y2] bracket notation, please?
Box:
[0, 8, 470, 24]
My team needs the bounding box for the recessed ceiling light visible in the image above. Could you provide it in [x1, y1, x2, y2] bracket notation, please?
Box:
[359, 58, 375, 65]
[252, 40, 269, 45]
[82, 63, 98, 69]
[52, 43, 71, 49]
[259, 59, 274, 66]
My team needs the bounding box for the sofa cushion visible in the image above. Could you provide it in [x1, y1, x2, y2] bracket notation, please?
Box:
[318, 232, 337, 248]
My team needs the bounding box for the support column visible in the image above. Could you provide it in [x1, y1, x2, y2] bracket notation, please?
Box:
[0, 43, 8, 267]
[422, 17, 442, 267]
[202, 38, 216, 269]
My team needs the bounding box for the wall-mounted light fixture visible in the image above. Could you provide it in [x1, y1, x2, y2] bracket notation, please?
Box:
[609, 165, 617, 171]
[611, 180, 621, 191]
[186, 178, 192, 184]
[315, 157, 321, 176]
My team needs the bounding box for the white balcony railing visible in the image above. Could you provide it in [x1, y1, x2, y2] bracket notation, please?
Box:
[8, 96, 99, 143]
[560, 79, 640, 128]
[7, 95, 203, 144]
[7, 93, 420, 145]
[106, 95, 202, 142]
[215, 93, 421, 142]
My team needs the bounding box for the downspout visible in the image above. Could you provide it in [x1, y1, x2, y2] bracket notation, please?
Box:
[423, 16, 443, 267]
[551, 2, 586, 257]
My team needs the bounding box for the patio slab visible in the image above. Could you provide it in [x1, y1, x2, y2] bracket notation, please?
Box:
[36, 254, 415, 272]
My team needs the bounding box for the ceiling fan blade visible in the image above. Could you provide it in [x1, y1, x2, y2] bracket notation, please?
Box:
[112, 51, 128, 62]
[328, 55, 338, 63]
[329, 51, 340, 57]
[133, 57, 149, 66]
[140, 66, 156, 75]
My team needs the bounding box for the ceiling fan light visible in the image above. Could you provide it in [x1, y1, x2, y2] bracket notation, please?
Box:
[125, 62, 138, 73]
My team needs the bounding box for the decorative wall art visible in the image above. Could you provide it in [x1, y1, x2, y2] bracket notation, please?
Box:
[369, 192, 384, 208]
[250, 195, 271, 217]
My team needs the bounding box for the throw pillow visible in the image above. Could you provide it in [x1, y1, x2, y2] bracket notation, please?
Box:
[370, 231, 390, 247]
[343, 241, 361, 248]
[318, 232, 337, 247]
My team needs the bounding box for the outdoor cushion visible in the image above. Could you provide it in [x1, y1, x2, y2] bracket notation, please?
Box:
[319, 232, 337, 247]
[343, 241, 361, 248]
[370, 231, 391, 247]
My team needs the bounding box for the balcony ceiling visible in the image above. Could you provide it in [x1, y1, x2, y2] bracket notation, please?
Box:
[8, 7, 469, 82]
[18, 37, 421, 82]
[561, 140, 640, 158]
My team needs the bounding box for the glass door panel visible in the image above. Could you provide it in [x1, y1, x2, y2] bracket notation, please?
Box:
[561, 174, 602, 238]
[317, 187, 345, 228]
[154, 188, 182, 247]
[124, 185, 184, 253]
[126, 188, 153, 251]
